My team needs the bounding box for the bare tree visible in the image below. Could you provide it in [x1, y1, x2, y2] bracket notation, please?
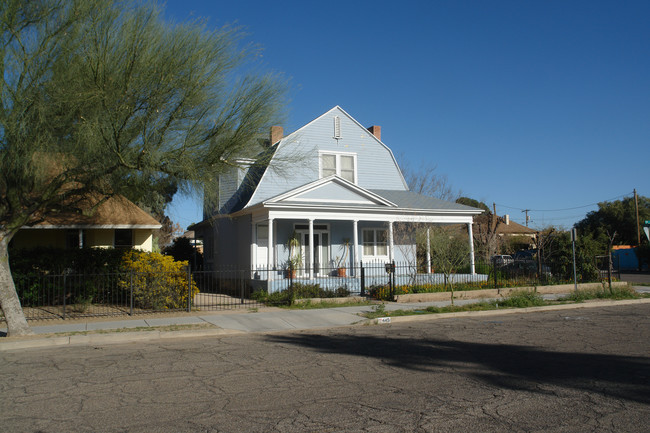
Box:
[428, 226, 470, 305]
[398, 158, 461, 201]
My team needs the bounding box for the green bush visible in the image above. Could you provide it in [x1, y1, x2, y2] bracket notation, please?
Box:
[14, 273, 42, 307]
[252, 283, 352, 306]
[9, 247, 124, 275]
[368, 285, 392, 301]
[497, 290, 545, 308]
[561, 286, 638, 302]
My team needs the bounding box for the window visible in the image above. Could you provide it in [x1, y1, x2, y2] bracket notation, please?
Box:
[363, 229, 388, 257]
[114, 229, 133, 249]
[66, 230, 80, 249]
[319, 152, 356, 183]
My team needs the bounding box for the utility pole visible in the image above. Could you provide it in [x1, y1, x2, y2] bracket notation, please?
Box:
[635, 189, 641, 246]
[522, 209, 530, 227]
[571, 228, 578, 291]
[634, 189, 641, 271]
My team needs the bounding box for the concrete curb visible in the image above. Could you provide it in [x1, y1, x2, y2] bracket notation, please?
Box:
[372, 298, 650, 325]
[393, 282, 629, 303]
[2, 298, 649, 352]
[0, 328, 245, 351]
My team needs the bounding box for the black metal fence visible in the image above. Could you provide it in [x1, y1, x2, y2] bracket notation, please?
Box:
[7, 269, 264, 322]
[4, 254, 611, 322]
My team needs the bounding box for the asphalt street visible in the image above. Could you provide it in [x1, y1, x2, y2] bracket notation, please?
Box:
[1, 302, 649, 432]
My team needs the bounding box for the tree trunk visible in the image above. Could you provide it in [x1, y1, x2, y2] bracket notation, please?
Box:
[0, 231, 33, 336]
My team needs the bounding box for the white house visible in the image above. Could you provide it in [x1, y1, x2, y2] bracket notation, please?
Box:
[191, 106, 483, 286]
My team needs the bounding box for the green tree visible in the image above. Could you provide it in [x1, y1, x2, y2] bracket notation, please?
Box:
[540, 230, 600, 283]
[575, 195, 649, 247]
[455, 197, 490, 213]
[0, 0, 285, 335]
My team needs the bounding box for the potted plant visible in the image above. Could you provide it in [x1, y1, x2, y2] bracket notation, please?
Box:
[285, 231, 301, 278]
[335, 238, 351, 277]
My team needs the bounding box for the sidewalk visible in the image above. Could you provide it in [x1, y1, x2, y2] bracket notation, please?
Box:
[2, 286, 649, 351]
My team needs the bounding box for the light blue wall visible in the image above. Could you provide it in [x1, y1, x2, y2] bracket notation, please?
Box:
[248, 107, 407, 207]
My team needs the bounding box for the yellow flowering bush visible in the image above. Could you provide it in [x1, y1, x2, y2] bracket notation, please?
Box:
[120, 251, 199, 310]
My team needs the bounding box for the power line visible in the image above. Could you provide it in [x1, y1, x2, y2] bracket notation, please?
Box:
[496, 192, 633, 213]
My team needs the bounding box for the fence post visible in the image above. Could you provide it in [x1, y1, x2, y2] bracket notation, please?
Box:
[390, 260, 396, 301]
[360, 261, 365, 296]
[240, 270, 244, 305]
[187, 266, 192, 312]
[289, 262, 294, 303]
[62, 274, 67, 320]
[129, 271, 134, 316]
[607, 252, 613, 293]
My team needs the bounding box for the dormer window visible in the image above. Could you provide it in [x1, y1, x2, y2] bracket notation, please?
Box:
[320, 151, 357, 183]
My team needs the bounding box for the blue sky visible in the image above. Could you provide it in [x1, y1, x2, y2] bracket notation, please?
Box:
[165, 0, 649, 230]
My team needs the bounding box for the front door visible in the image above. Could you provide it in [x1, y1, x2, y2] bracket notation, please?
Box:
[297, 226, 330, 276]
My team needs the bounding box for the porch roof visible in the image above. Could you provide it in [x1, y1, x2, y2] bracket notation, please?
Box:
[369, 190, 480, 212]
[190, 180, 484, 230]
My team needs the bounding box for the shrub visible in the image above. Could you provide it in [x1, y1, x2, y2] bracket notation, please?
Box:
[163, 237, 203, 270]
[120, 251, 199, 310]
[290, 282, 351, 299]
[14, 273, 43, 307]
[252, 283, 352, 306]
[9, 247, 124, 275]
[497, 290, 545, 308]
[368, 285, 392, 301]
[561, 286, 638, 302]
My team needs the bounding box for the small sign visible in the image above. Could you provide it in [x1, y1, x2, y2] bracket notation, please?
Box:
[645, 220, 650, 226]
[377, 317, 391, 324]
[644, 226, 650, 242]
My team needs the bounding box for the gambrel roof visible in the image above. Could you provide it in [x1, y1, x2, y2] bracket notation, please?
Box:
[195, 105, 484, 226]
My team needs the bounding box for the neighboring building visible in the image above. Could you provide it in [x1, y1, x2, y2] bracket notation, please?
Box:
[472, 213, 537, 253]
[191, 106, 483, 286]
[492, 214, 537, 244]
[179, 230, 204, 254]
[11, 194, 161, 252]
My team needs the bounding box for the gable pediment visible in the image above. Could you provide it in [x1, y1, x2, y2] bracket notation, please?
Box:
[265, 176, 396, 207]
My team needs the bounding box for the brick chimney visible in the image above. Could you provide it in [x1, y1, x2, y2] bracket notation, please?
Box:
[367, 125, 381, 140]
[270, 125, 283, 145]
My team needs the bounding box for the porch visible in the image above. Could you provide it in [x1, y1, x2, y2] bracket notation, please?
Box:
[250, 261, 489, 294]
[251, 215, 478, 283]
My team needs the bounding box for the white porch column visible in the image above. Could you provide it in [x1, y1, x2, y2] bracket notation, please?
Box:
[353, 219, 359, 276]
[251, 224, 257, 271]
[467, 222, 476, 275]
[426, 227, 431, 274]
[79, 229, 84, 248]
[388, 221, 394, 262]
[267, 218, 274, 272]
[308, 219, 314, 279]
